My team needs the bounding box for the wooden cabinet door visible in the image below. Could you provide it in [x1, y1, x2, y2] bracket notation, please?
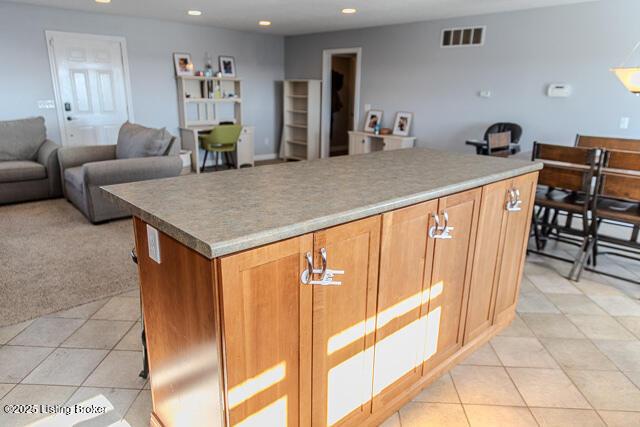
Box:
[312, 216, 380, 427]
[372, 200, 437, 411]
[494, 173, 538, 324]
[423, 188, 481, 370]
[218, 235, 313, 427]
[463, 180, 510, 344]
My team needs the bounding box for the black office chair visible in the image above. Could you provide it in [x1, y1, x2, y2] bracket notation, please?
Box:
[467, 123, 523, 155]
[484, 123, 522, 145]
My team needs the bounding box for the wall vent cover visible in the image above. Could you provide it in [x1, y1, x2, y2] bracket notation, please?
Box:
[441, 26, 485, 47]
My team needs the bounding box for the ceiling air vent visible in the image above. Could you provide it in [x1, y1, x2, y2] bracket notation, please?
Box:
[441, 26, 485, 47]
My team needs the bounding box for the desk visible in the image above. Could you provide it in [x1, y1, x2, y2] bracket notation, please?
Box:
[180, 125, 254, 173]
[348, 131, 415, 155]
[466, 139, 521, 156]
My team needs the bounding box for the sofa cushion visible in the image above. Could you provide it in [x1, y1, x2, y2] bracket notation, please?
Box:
[0, 117, 46, 161]
[64, 166, 85, 192]
[0, 160, 47, 183]
[116, 122, 173, 159]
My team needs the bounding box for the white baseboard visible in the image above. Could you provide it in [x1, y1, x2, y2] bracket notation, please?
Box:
[254, 153, 278, 161]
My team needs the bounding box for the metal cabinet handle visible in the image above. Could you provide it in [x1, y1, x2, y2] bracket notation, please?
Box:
[301, 252, 314, 284]
[506, 188, 522, 212]
[429, 212, 454, 239]
[300, 248, 344, 286]
[320, 247, 328, 277]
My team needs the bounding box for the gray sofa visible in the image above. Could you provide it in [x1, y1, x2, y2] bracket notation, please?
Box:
[58, 122, 183, 223]
[0, 117, 61, 205]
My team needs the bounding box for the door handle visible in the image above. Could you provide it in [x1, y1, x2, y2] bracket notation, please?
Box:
[66, 116, 74, 121]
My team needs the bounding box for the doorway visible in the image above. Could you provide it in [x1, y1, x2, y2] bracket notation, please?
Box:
[46, 31, 134, 147]
[321, 48, 361, 158]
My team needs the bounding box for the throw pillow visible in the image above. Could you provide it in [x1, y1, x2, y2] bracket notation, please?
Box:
[0, 117, 46, 161]
[116, 122, 173, 159]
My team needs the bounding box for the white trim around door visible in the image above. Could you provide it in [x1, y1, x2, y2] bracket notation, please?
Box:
[45, 31, 135, 146]
[321, 47, 362, 158]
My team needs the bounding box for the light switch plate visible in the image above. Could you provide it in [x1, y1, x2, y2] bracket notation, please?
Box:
[620, 117, 630, 129]
[37, 100, 55, 109]
[146, 225, 161, 264]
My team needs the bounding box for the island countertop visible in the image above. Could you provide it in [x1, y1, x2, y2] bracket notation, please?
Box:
[102, 148, 542, 259]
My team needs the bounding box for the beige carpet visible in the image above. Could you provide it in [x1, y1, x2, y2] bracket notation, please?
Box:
[0, 199, 137, 326]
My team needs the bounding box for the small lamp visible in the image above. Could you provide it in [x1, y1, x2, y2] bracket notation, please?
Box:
[611, 41, 640, 95]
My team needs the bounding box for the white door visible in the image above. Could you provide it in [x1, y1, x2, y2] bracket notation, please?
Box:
[47, 31, 133, 146]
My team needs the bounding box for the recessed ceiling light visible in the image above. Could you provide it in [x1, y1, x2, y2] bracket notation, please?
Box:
[258, 20, 272, 27]
[95, 0, 111, 4]
[341, 8, 357, 14]
[187, 10, 202, 16]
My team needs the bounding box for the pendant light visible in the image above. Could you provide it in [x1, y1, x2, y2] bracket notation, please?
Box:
[611, 41, 640, 95]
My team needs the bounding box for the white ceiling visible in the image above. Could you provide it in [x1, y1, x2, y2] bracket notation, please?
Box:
[6, 0, 597, 35]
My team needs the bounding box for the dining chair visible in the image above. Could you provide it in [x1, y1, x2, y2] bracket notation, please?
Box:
[530, 142, 600, 280]
[590, 149, 640, 284]
[575, 134, 640, 152]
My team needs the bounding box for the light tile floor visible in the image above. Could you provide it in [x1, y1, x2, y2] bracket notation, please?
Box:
[0, 242, 639, 426]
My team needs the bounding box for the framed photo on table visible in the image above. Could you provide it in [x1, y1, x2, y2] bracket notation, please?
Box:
[173, 53, 194, 76]
[393, 112, 413, 136]
[219, 56, 237, 77]
[364, 110, 383, 133]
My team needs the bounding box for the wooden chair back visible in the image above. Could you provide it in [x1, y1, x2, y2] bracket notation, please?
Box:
[576, 135, 640, 153]
[599, 150, 640, 202]
[532, 142, 598, 193]
[488, 131, 511, 156]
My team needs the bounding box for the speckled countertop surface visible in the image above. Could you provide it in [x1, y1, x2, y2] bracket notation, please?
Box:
[102, 148, 542, 259]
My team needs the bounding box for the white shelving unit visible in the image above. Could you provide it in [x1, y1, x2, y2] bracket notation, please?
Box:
[177, 76, 243, 127]
[282, 80, 321, 161]
[176, 76, 254, 172]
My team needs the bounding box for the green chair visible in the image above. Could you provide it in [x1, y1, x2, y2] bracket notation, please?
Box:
[199, 125, 242, 172]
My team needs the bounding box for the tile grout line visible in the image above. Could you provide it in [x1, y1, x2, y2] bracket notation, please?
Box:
[532, 298, 628, 426]
[448, 371, 473, 426]
[487, 341, 542, 426]
[112, 320, 142, 351]
[3, 296, 145, 425]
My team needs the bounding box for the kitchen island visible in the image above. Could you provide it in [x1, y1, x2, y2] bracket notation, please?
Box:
[103, 148, 542, 427]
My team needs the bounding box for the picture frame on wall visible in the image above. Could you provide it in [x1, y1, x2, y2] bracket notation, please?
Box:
[219, 56, 237, 77]
[393, 111, 413, 136]
[364, 110, 383, 133]
[173, 53, 194, 76]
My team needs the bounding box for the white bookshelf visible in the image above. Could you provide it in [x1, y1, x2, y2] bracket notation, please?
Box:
[282, 80, 321, 161]
[176, 76, 254, 172]
[176, 76, 243, 127]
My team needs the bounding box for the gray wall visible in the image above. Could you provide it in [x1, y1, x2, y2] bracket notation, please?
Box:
[0, 2, 284, 156]
[285, 0, 640, 153]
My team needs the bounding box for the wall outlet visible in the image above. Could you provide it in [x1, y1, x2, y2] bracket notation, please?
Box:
[620, 117, 630, 129]
[37, 100, 55, 109]
[479, 90, 492, 98]
[264, 137, 270, 146]
[146, 225, 161, 264]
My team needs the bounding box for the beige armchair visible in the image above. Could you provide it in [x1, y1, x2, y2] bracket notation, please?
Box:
[58, 123, 183, 223]
[0, 117, 61, 205]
